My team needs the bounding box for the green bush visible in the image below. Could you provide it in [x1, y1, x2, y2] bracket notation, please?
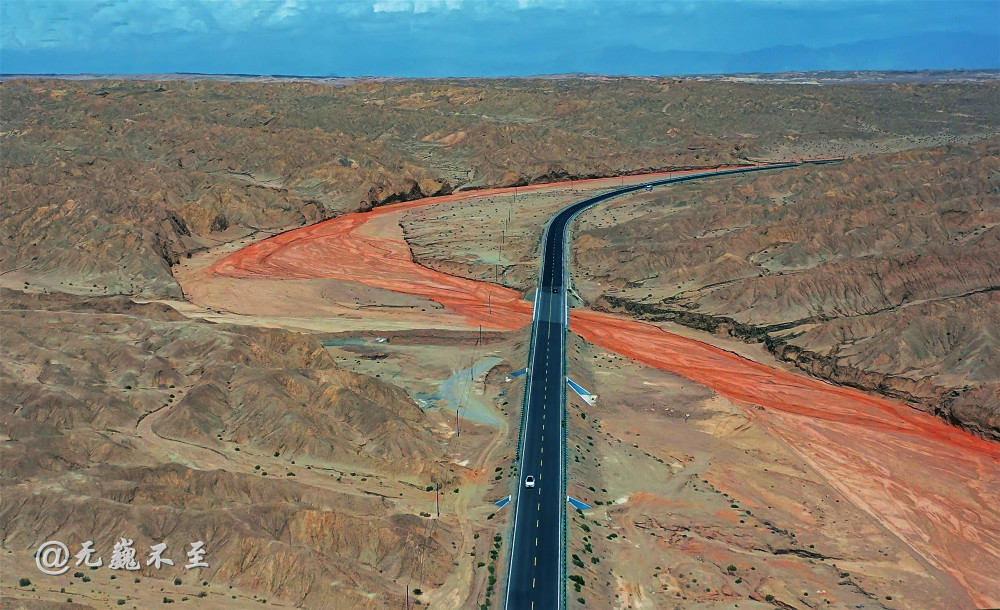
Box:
[18, 578, 31, 587]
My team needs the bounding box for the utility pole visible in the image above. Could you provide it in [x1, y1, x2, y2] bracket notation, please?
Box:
[436, 485, 441, 517]
[456, 408, 461, 437]
[488, 293, 492, 314]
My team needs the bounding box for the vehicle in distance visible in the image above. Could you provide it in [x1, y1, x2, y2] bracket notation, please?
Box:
[645, 184, 653, 191]
[552, 288, 559, 293]
[524, 476, 536, 488]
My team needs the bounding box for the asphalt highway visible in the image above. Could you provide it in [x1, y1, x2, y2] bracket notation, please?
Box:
[503, 161, 838, 610]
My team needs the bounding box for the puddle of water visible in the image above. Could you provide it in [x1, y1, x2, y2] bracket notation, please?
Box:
[414, 391, 443, 410]
[440, 356, 504, 426]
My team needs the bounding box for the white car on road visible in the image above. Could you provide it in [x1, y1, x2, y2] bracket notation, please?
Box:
[524, 476, 535, 488]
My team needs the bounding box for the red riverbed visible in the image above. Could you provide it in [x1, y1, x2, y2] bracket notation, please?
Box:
[212, 172, 1000, 607]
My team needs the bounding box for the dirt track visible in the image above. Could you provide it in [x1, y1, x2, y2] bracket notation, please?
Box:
[211, 172, 1000, 607]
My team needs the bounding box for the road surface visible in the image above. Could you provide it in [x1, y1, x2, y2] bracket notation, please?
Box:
[503, 161, 837, 610]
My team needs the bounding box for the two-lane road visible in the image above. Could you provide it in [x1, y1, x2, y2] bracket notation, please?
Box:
[503, 161, 838, 610]
[505, 222, 568, 610]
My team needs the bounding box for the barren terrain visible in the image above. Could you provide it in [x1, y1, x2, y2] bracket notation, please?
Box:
[3, 75, 1000, 609]
[1, 288, 522, 609]
[3, 78, 998, 297]
[571, 140, 1000, 440]
[208, 172, 1000, 608]
[564, 334, 973, 609]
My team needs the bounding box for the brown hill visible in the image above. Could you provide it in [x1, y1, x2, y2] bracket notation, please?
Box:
[0, 289, 452, 607]
[572, 139, 1000, 438]
[2, 78, 998, 297]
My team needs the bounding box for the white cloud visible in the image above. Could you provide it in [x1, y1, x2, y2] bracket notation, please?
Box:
[372, 0, 462, 13]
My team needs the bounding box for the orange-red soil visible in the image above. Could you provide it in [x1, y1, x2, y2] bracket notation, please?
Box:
[212, 171, 1000, 607]
[211, 170, 733, 332]
[572, 310, 1000, 607]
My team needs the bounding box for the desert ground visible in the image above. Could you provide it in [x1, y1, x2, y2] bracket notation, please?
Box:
[3, 75, 999, 609]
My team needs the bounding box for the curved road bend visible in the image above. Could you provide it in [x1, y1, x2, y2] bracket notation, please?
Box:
[503, 160, 839, 610]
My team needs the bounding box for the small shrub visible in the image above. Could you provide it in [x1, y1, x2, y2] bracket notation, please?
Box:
[18, 578, 31, 587]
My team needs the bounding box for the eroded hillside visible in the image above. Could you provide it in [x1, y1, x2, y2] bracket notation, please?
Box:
[2, 76, 999, 608]
[2, 78, 998, 297]
[0, 289, 458, 608]
[572, 140, 1000, 439]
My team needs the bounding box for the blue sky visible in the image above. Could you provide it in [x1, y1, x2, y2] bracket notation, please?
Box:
[1, 0, 998, 76]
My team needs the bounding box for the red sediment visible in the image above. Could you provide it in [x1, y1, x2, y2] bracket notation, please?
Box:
[570, 310, 1000, 607]
[211, 171, 1000, 606]
[211, 188, 535, 331]
[211, 168, 744, 330]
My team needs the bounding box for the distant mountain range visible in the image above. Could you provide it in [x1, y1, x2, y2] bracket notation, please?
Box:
[564, 32, 999, 76]
[2, 31, 996, 80]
